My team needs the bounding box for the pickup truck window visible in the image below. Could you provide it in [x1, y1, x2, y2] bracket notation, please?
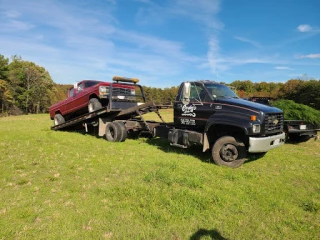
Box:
[85, 81, 101, 88]
[78, 83, 84, 92]
[69, 88, 74, 97]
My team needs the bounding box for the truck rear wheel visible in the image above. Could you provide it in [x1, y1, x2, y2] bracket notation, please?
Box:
[212, 136, 247, 168]
[114, 122, 127, 142]
[54, 113, 65, 126]
[105, 122, 122, 142]
[88, 98, 102, 113]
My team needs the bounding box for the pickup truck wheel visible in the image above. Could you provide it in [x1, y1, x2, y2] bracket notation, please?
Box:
[212, 136, 247, 168]
[88, 98, 102, 113]
[54, 114, 65, 126]
[105, 122, 122, 142]
[114, 122, 127, 142]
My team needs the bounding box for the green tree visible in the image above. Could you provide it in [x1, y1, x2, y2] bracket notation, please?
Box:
[8, 56, 55, 113]
[0, 55, 12, 113]
[231, 80, 254, 95]
[278, 79, 304, 100]
[296, 80, 320, 110]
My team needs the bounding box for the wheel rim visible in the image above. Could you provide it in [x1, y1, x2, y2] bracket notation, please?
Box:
[54, 119, 58, 125]
[220, 144, 238, 162]
[88, 103, 93, 112]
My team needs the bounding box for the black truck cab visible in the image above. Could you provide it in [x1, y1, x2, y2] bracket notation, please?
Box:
[168, 80, 286, 167]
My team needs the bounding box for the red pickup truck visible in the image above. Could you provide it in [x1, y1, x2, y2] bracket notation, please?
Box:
[49, 77, 142, 125]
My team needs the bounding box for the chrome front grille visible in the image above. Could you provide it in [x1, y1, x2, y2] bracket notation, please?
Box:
[265, 113, 284, 133]
[112, 87, 132, 96]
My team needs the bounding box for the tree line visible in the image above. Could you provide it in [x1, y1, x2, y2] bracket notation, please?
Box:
[228, 78, 320, 110]
[0, 55, 56, 115]
[1, 55, 320, 116]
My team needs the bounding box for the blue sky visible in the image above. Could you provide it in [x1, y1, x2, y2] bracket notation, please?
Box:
[0, 0, 319, 87]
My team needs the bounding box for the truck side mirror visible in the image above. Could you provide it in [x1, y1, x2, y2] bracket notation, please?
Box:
[182, 82, 191, 105]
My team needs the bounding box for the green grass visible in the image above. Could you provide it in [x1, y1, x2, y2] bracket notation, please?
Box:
[0, 111, 319, 239]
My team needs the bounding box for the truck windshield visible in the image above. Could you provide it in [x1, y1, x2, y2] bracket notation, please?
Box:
[204, 84, 238, 99]
[84, 81, 101, 88]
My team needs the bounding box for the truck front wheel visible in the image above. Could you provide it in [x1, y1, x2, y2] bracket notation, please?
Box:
[54, 113, 65, 126]
[88, 98, 102, 113]
[212, 136, 247, 168]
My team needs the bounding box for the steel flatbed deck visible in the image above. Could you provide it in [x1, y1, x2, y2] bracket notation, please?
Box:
[51, 101, 163, 131]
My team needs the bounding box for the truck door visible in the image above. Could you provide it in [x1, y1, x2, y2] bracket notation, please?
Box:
[174, 82, 214, 130]
[71, 82, 87, 111]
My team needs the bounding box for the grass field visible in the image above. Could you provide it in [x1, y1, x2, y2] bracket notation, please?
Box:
[0, 110, 319, 239]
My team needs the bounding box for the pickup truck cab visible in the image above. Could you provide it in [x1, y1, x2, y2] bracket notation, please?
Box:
[49, 77, 143, 125]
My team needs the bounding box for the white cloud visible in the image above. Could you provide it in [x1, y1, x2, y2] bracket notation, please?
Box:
[234, 36, 261, 48]
[3, 10, 20, 18]
[174, 0, 221, 15]
[0, 19, 34, 31]
[171, 0, 223, 29]
[274, 66, 293, 70]
[297, 24, 312, 32]
[298, 53, 320, 59]
[207, 36, 229, 77]
[134, 0, 223, 30]
[0, 0, 206, 87]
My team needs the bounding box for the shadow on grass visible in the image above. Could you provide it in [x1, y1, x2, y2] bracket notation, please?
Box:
[145, 138, 264, 166]
[190, 228, 228, 240]
[245, 152, 267, 164]
[59, 128, 264, 166]
[145, 138, 212, 164]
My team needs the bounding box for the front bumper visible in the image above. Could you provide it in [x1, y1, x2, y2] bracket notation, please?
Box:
[248, 132, 286, 153]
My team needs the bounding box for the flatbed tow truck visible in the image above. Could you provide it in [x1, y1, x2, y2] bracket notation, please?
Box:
[51, 77, 286, 168]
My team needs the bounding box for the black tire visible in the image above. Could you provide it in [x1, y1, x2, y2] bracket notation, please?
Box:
[54, 113, 65, 126]
[212, 136, 247, 168]
[114, 122, 127, 142]
[105, 122, 122, 142]
[88, 98, 102, 113]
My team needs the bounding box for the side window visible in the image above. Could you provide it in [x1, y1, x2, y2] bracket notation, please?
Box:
[78, 83, 84, 92]
[190, 83, 207, 102]
[178, 82, 208, 103]
[69, 88, 74, 97]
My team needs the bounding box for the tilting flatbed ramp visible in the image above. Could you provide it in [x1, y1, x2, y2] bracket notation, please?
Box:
[51, 101, 157, 131]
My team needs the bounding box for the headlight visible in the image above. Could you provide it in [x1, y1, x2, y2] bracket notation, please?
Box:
[252, 124, 261, 133]
[99, 86, 109, 95]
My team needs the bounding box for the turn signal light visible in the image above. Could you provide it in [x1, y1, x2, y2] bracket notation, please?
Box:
[250, 115, 257, 121]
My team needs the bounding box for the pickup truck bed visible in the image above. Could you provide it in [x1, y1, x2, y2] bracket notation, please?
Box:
[284, 120, 319, 142]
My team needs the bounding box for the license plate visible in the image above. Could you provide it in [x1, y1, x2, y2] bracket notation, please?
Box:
[300, 125, 306, 130]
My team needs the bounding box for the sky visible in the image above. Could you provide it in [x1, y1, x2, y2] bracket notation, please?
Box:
[0, 0, 319, 88]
